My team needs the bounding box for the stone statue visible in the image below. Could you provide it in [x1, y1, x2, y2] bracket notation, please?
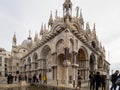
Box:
[63, 0, 72, 16]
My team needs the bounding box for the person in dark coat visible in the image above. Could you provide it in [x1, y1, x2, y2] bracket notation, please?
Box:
[33, 74, 37, 83]
[89, 72, 95, 90]
[117, 74, 120, 90]
[101, 75, 106, 90]
[7, 74, 10, 84]
[110, 70, 119, 90]
[95, 71, 102, 90]
[76, 73, 82, 90]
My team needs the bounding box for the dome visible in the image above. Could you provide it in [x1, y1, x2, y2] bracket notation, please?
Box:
[22, 38, 33, 48]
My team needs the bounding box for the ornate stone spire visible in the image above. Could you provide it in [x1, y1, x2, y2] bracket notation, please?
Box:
[44, 24, 47, 31]
[12, 32, 17, 46]
[48, 11, 53, 28]
[28, 30, 32, 40]
[92, 23, 97, 40]
[34, 31, 39, 42]
[79, 9, 84, 28]
[55, 10, 58, 18]
[44, 24, 48, 33]
[40, 23, 44, 35]
[75, 6, 79, 17]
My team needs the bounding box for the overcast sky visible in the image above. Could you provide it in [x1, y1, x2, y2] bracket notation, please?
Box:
[0, 0, 120, 64]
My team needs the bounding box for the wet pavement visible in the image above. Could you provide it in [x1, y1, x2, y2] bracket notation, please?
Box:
[0, 85, 89, 90]
[0, 86, 75, 90]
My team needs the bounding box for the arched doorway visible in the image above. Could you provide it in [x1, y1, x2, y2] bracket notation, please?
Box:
[33, 53, 38, 70]
[57, 54, 64, 84]
[77, 48, 87, 80]
[40, 45, 52, 82]
[32, 53, 38, 73]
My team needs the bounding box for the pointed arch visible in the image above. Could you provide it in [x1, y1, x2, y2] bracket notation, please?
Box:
[23, 59, 26, 73]
[77, 47, 88, 80]
[32, 52, 38, 70]
[27, 57, 31, 64]
[27, 57, 31, 72]
[97, 56, 103, 68]
[33, 53, 38, 62]
[40, 45, 51, 59]
[56, 39, 64, 54]
[57, 54, 64, 82]
[90, 53, 96, 72]
[40, 45, 52, 80]
[77, 46, 88, 61]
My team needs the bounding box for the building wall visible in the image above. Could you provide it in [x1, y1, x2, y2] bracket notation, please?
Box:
[20, 29, 110, 85]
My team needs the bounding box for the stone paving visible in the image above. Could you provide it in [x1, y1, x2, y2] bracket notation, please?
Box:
[0, 79, 111, 90]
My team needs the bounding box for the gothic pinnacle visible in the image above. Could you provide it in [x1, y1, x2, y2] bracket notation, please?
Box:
[40, 23, 44, 35]
[48, 11, 53, 27]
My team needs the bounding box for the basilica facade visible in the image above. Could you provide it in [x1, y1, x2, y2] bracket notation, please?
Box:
[9, 0, 110, 86]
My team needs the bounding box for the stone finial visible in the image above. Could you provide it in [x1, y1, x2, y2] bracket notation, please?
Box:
[34, 31, 39, 42]
[79, 9, 84, 28]
[92, 23, 97, 40]
[76, 6, 79, 17]
[12, 32, 17, 46]
[44, 24, 46, 31]
[40, 23, 44, 35]
[28, 30, 32, 40]
[48, 11, 53, 28]
[55, 10, 58, 18]
[80, 9, 83, 19]
[13, 32, 16, 43]
[86, 22, 90, 30]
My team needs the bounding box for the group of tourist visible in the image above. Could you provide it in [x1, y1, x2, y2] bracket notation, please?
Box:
[75, 71, 106, 90]
[19, 73, 45, 84]
[110, 70, 120, 90]
[7, 73, 47, 84]
[89, 71, 107, 90]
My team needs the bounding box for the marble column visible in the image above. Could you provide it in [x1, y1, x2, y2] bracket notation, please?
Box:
[63, 47, 70, 85]
[72, 51, 78, 81]
[51, 52, 57, 81]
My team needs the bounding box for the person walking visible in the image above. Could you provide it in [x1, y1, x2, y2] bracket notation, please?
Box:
[89, 72, 95, 90]
[33, 74, 37, 83]
[76, 72, 82, 90]
[116, 73, 120, 90]
[95, 71, 102, 90]
[39, 73, 41, 83]
[101, 75, 106, 90]
[110, 70, 119, 90]
[43, 75, 47, 84]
